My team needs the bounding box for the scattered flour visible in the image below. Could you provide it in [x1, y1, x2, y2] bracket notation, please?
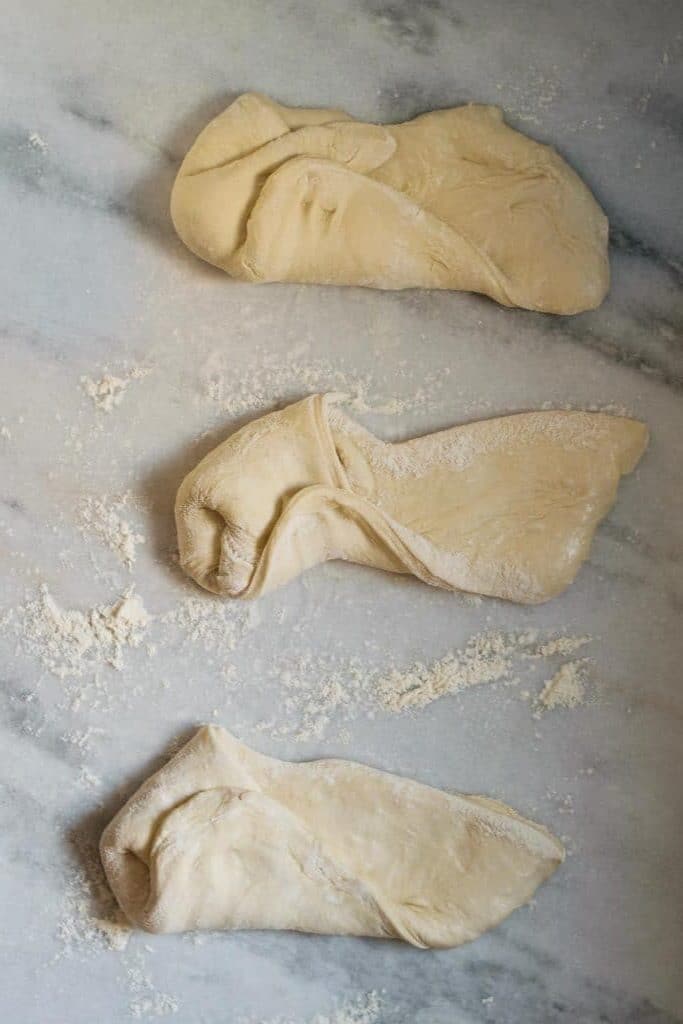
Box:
[530, 636, 591, 659]
[55, 832, 180, 1018]
[536, 660, 589, 713]
[55, 831, 131, 959]
[238, 991, 383, 1024]
[253, 653, 371, 743]
[78, 494, 146, 569]
[199, 344, 447, 419]
[377, 631, 521, 712]
[160, 594, 253, 658]
[248, 630, 595, 742]
[377, 630, 592, 714]
[126, 949, 179, 1019]
[81, 366, 150, 413]
[6, 584, 150, 678]
[28, 131, 48, 151]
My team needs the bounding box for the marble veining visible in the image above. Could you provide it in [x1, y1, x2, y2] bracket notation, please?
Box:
[1, 1, 682, 1022]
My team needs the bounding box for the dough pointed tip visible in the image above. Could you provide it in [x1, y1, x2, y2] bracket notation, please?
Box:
[620, 418, 649, 473]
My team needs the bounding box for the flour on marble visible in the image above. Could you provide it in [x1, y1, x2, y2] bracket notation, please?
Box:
[238, 990, 383, 1024]
[535, 660, 589, 713]
[81, 366, 150, 413]
[55, 831, 132, 959]
[160, 593, 254, 657]
[252, 653, 372, 743]
[28, 131, 48, 151]
[126, 949, 179, 1018]
[199, 343, 447, 420]
[6, 584, 150, 678]
[78, 494, 146, 569]
[247, 630, 594, 742]
[55, 832, 182, 1018]
[377, 630, 592, 713]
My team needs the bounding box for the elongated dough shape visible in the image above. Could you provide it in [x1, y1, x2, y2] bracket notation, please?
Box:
[175, 395, 647, 602]
[171, 92, 609, 314]
[100, 726, 563, 946]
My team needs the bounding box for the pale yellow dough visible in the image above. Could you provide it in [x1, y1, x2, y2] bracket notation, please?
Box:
[171, 92, 610, 314]
[101, 726, 563, 946]
[175, 394, 648, 602]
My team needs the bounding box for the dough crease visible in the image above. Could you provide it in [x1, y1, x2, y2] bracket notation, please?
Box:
[101, 726, 564, 946]
[175, 394, 648, 602]
[171, 92, 610, 314]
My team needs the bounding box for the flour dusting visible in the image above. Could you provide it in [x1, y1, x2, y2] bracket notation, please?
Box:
[78, 494, 146, 569]
[81, 366, 150, 412]
[160, 594, 253, 657]
[536, 661, 589, 712]
[126, 949, 179, 1018]
[247, 630, 594, 742]
[55, 831, 131, 959]
[28, 131, 48, 151]
[6, 585, 150, 678]
[377, 630, 592, 713]
[238, 991, 383, 1024]
[200, 344, 446, 419]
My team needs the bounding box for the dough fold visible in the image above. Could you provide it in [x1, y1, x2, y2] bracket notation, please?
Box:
[101, 725, 564, 946]
[175, 394, 648, 602]
[171, 92, 610, 314]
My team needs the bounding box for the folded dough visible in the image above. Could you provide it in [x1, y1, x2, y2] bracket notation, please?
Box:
[171, 92, 609, 314]
[100, 725, 564, 946]
[175, 394, 648, 602]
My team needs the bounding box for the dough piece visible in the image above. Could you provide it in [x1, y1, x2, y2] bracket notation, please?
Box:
[175, 394, 648, 602]
[171, 92, 609, 314]
[101, 725, 564, 946]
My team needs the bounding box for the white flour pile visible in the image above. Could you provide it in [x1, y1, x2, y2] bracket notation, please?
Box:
[80, 366, 150, 413]
[78, 494, 146, 569]
[6, 585, 150, 678]
[536, 661, 589, 712]
[376, 630, 592, 713]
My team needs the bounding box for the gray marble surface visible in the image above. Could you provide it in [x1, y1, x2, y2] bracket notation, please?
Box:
[1, 1, 682, 1021]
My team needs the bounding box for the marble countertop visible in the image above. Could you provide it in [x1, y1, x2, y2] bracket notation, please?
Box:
[1, 1, 682, 1021]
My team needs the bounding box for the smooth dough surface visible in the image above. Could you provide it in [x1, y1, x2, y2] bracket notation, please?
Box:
[101, 726, 564, 946]
[171, 92, 610, 314]
[175, 394, 648, 602]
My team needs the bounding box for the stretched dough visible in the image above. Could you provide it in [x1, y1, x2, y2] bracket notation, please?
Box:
[171, 92, 609, 314]
[175, 395, 647, 602]
[101, 726, 563, 946]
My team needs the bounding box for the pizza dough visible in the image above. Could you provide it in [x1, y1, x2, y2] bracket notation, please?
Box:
[175, 394, 647, 601]
[171, 92, 609, 314]
[100, 725, 563, 946]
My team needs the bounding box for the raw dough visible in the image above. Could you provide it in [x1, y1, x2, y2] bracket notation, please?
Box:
[171, 92, 609, 314]
[175, 394, 648, 601]
[100, 725, 563, 946]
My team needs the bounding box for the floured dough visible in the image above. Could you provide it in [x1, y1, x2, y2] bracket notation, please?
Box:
[101, 725, 564, 946]
[175, 394, 648, 602]
[171, 92, 609, 314]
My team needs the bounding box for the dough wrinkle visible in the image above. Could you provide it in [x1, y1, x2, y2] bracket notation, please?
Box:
[101, 726, 563, 947]
[171, 94, 610, 313]
[175, 395, 648, 603]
